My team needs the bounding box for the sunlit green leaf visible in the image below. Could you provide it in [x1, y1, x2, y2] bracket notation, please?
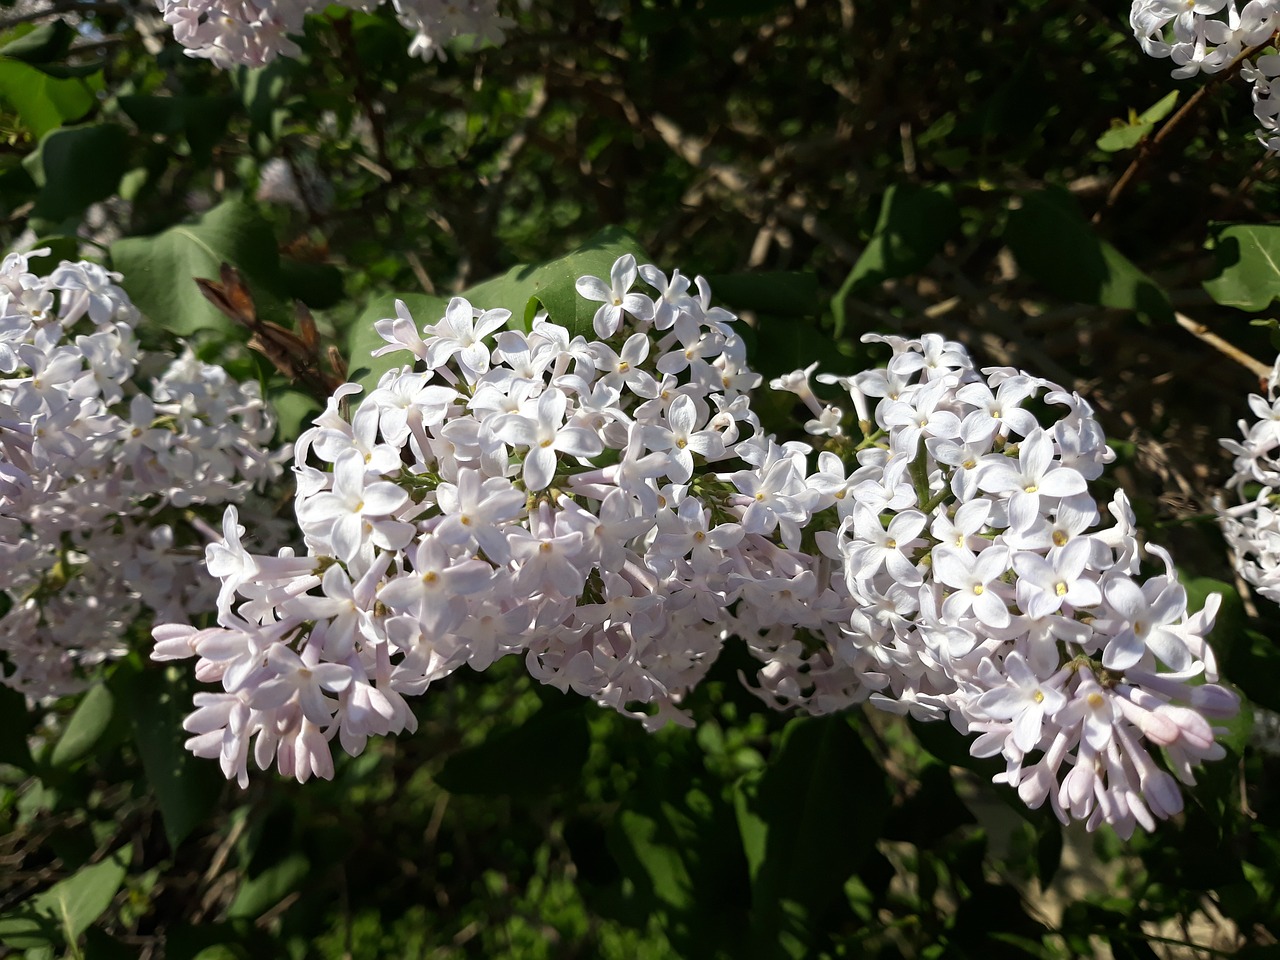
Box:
[1204, 223, 1280, 312]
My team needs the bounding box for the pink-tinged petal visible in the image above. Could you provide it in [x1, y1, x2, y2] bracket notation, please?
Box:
[1013, 709, 1043, 753]
[610, 254, 638, 294]
[1145, 629, 1193, 672]
[331, 513, 366, 561]
[554, 425, 604, 459]
[297, 685, 335, 725]
[593, 304, 621, 339]
[1104, 577, 1147, 621]
[524, 446, 557, 491]
[360, 481, 409, 516]
[474, 308, 511, 339]
[249, 678, 295, 711]
[576, 276, 612, 302]
[1102, 629, 1144, 671]
[622, 292, 655, 320]
[310, 663, 354, 692]
[977, 686, 1025, 719]
[444, 560, 494, 595]
[378, 576, 423, 611]
[1037, 468, 1087, 498]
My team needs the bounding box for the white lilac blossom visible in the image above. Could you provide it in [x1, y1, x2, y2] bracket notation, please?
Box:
[156, 255, 1238, 838]
[155, 0, 512, 68]
[1218, 355, 1280, 602]
[800, 335, 1238, 838]
[1130, 1, 1280, 152]
[0, 251, 284, 698]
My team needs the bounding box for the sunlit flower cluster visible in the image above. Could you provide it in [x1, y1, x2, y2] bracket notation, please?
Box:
[0, 252, 283, 698]
[154, 254, 1239, 836]
[801, 337, 1238, 838]
[156, 0, 511, 68]
[1129, 0, 1280, 152]
[1217, 356, 1280, 603]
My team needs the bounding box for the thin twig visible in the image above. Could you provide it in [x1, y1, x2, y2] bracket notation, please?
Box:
[1174, 311, 1272, 380]
[1094, 40, 1271, 224]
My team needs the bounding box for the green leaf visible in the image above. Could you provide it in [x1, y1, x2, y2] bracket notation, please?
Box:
[117, 94, 236, 162]
[1005, 187, 1172, 321]
[435, 703, 591, 796]
[111, 201, 284, 336]
[24, 123, 130, 221]
[701, 271, 819, 318]
[1096, 91, 1179, 152]
[734, 716, 888, 958]
[346, 292, 449, 395]
[226, 854, 310, 920]
[0, 682, 34, 770]
[48, 683, 115, 770]
[833, 184, 958, 334]
[1203, 223, 1280, 312]
[0, 21, 75, 64]
[0, 846, 131, 950]
[463, 225, 649, 338]
[112, 664, 224, 851]
[0, 57, 96, 139]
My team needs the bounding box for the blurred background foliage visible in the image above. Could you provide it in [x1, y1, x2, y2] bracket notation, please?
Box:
[3, 0, 1280, 957]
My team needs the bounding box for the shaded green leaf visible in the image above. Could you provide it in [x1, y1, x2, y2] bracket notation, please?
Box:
[0, 58, 96, 139]
[834, 184, 958, 334]
[24, 123, 129, 221]
[702, 271, 819, 318]
[0, 21, 75, 64]
[734, 716, 888, 958]
[226, 853, 310, 920]
[117, 94, 236, 162]
[1204, 223, 1280, 312]
[1005, 187, 1172, 321]
[111, 201, 283, 335]
[49, 683, 115, 770]
[0, 846, 131, 950]
[436, 704, 590, 796]
[0, 682, 33, 769]
[463, 225, 649, 338]
[112, 664, 224, 851]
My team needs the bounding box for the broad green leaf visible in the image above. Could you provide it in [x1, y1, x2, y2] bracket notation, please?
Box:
[435, 704, 590, 796]
[0, 58, 96, 139]
[24, 123, 130, 221]
[1005, 187, 1172, 321]
[111, 201, 283, 336]
[612, 807, 696, 911]
[346, 292, 449, 395]
[0, 21, 75, 64]
[0, 682, 34, 769]
[733, 716, 887, 958]
[834, 184, 958, 334]
[1203, 223, 1280, 312]
[49, 682, 115, 769]
[463, 225, 649, 338]
[701, 271, 819, 318]
[117, 94, 236, 161]
[226, 853, 310, 920]
[0, 846, 132, 950]
[112, 664, 224, 851]
[1096, 91, 1179, 152]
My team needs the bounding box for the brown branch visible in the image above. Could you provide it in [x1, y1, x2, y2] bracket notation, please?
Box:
[1174, 311, 1272, 380]
[1094, 39, 1272, 224]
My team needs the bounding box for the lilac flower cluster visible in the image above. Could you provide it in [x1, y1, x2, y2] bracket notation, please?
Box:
[1129, 1, 1280, 152]
[1217, 357, 1280, 603]
[156, 0, 510, 68]
[155, 254, 1239, 836]
[808, 337, 1238, 838]
[0, 252, 283, 698]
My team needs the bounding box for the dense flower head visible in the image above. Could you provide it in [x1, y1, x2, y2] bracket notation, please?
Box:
[155, 0, 511, 68]
[0, 251, 284, 698]
[1218, 355, 1280, 602]
[1129, 1, 1280, 152]
[802, 335, 1238, 838]
[156, 254, 1240, 837]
